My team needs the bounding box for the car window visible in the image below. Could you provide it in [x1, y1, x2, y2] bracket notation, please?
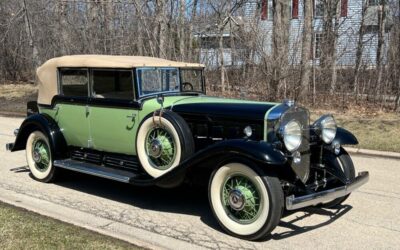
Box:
[92, 70, 134, 100]
[180, 69, 203, 92]
[137, 68, 179, 96]
[60, 69, 88, 97]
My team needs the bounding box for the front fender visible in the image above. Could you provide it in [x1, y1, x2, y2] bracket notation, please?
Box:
[10, 114, 68, 159]
[333, 127, 358, 145]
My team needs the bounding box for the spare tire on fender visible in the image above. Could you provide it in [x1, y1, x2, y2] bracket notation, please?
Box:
[136, 110, 194, 178]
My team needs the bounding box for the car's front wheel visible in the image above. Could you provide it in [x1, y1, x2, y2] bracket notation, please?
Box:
[26, 130, 57, 182]
[209, 161, 283, 240]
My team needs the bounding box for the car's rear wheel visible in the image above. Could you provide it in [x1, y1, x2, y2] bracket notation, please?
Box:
[209, 161, 283, 240]
[136, 111, 194, 178]
[26, 130, 57, 182]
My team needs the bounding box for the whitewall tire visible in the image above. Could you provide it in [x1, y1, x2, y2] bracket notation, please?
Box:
[209, 162, 283, 240]
[26, 131, 56, 182]
[136, 111, 194, 178]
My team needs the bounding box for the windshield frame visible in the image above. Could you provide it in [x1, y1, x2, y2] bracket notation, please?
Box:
[135, 67, 205, 99]
[179, 68, 205, 95]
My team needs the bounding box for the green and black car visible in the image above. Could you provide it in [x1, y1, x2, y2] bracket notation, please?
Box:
[6, 55, 369, 240]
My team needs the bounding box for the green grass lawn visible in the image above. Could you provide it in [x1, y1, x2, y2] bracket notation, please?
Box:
[0, 202, 141, 250]
[311, 110, 400, 153]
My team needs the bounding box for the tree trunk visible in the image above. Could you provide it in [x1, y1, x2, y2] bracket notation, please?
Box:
[320, 0, 339, 94]
[375, 0, 386, 99]
[22, 0, 40, 72]
[178, 0, 186, 61]
[218, 25, 226, 94]
[271, 0, 290, 99]
[188, 0, 198, 62]
[299, 0, 313, 101]
[156, 0, 167, 58]
[58, 1, 69, 55]
[352, 1, 368, 97]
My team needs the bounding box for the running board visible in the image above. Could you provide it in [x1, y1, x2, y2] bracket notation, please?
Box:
[54, 159, 140, 183]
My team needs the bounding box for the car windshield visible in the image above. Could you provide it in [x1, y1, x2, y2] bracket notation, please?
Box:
[180, 69, 203, 92]
[137, 68, 203, 97]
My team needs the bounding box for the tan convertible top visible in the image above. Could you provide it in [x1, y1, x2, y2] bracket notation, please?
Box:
[36, 55, 205, 105]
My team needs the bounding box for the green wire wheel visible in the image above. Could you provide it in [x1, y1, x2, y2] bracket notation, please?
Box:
[221, 174, 262, 224]
[136, 111, 194, 178]
[145, 126, 177, 170]
[209, 162, 284, 240]
[26, 130, 57, 182]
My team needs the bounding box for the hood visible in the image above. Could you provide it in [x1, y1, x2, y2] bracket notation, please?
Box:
[170, 96, 278, 121]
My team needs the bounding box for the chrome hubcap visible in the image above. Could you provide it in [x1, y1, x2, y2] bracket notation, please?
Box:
[33, 149, 41, 163]
[222, 175, 261, 224]
[149, 139, 163, 158]
[145, 127, 176, 170]
[228, 189, 245, 211]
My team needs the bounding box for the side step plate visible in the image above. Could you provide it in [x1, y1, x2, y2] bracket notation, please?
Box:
[54, 159, 138, 183]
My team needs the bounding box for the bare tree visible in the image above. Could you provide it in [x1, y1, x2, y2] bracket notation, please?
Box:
[352, 0, 368, 98]
[22, 0, 40, 72]
[155, 0, 168, 58]
[271, 0, 290, 98]
[299, 0, 313, 101]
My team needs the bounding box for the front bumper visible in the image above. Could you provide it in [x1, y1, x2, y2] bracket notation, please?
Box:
[286, 171, 369, 210]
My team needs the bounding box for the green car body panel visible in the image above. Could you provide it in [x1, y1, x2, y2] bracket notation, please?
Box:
[39, 95, 279, 155]
[40, 104, 90, 149]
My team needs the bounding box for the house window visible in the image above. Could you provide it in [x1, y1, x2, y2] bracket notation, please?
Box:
[314, 33, 323, 59]
[314, 0, 324, 18]
[59, 69, 88, 97]
[91, 70, 134, 100]
[260, 0, 273, 20]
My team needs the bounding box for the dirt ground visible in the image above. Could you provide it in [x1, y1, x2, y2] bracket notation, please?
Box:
[0, 83, 37, 116]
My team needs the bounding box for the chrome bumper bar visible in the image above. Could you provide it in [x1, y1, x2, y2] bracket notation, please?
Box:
[286, 171, 369, 210]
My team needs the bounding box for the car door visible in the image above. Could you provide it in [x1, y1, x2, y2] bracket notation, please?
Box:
[54, 68, 91, 148]
[88, 69, 139, 155]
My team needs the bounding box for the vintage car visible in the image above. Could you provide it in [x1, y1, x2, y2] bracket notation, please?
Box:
[6, 55, 369, 240]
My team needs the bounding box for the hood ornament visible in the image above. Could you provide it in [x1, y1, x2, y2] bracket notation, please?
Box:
[284, 99, 295, 107]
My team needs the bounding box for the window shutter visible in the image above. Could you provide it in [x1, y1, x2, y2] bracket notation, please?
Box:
[292, 0, 299, 19]
[341, 0, 348, 17]
[261, 0, 268, 20]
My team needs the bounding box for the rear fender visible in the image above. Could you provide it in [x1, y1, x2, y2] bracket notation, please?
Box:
[10, 114, 68, 159]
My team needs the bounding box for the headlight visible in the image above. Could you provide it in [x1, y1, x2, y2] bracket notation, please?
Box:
[281, 120, 302, 152]
[314, 115, 337, 144]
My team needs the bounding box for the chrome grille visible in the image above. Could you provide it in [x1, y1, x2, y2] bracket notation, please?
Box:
[280, 106, 310, 183]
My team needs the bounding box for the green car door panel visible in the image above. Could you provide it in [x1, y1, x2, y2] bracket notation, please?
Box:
[89, 106, 139, 155]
